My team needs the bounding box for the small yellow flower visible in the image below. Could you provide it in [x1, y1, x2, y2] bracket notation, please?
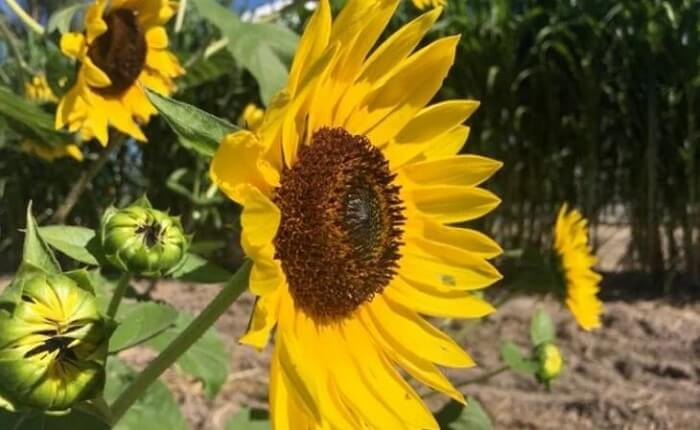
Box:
[536, 343, 563, 382]
[24, 74, 57, 103]
[55, 0, 184, 145]
[412, 0, 447, 10]
[211, 1, 502, 428]
[554, 204, 603, 330]
[240, 103, 265, 132]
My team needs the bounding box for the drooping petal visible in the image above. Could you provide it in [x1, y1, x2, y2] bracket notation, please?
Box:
[240, 289, 281, 350]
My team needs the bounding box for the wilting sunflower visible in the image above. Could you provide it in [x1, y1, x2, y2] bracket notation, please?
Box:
[412, 0, 446, 10]
[211, 1, 502, 428]
[553, 204, 603, 330]
[55, 0, 184, 145]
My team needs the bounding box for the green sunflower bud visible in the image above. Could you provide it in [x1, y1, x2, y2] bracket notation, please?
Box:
[100, 204, 188, 277]
[0, 274, 108, 412]
[535, 342, 564, 384]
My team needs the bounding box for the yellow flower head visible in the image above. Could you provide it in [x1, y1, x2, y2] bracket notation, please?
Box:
[412, 0, 447, 10]
[25, 74, 58, 103]
[538, 343, 563, 380]
[55, 0, 184, 146]
[554, 204, 603, 330]
[240, 103, 265, 132]
[210, 1, 503, 428]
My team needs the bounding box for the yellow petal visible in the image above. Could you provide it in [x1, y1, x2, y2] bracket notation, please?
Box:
[287, 0, 332, 96]
[398, 154, 502, 188]
[406, 216, 503, 259]
[400, 236, 502, 291]
[65, 144, 84, 162]
[146, 26, 169, 49]
[269, 345, 315, 430]
[81, 56, 112, 88]
[210, 131, 280, 203]
[60, 33, 86, 59]
[359, 306, 465, 403]
[240, 289, 280, 350]
[146, 49, 184, 78]
[332, 7, 442, 125]
[420, 126, 471, 160]
[239, 185, 281, 247]
[85, 0, 108, 43]
[385, 276, 495, 319]
[345, 36, 460, 145]
[406, 185, 501, 223]
[366, 296, 474, 368]
[122, 84, 157, 122]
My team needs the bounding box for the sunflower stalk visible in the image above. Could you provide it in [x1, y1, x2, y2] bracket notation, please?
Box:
[4, 0, 44, 35]
[51, 133, 127, 224]
[106, 273, 132, 319]
[109, 260, 251, 424]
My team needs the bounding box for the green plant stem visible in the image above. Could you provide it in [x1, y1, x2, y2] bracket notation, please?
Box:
[0, 17, 33, 74]
[5, 0, 44, 35]
[106, 273, 131, 319]
[458, 365, 509, 387]
[110, 260, 252, 424]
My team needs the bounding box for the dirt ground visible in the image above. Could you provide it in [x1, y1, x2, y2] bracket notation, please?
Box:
[2, 275, 698, 429]
[138, 279, 700, 430]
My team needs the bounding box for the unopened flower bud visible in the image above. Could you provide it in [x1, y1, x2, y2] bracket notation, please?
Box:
[0, 274, 108, 412]
[101, 204, 188, 277]
[535, 342, 563, 384]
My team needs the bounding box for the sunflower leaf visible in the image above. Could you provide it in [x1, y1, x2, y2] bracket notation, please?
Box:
[39, 225, 103, 266]
[225, 408, 270, 430]
[500, 341, 538, 375]
[21, 203, 61, 276]
[530, 308, 556, 346]
[435, 398, 493, 430]
[191, 0, 298, 104]
[109, 302, 180, 354]
[170, 253, 232, 284]
[47, 3, 87, 34]
[145, 89, 238, 158]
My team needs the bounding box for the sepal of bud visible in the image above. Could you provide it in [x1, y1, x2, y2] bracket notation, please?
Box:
[100, 200, 189, 277]
[0, 273, 108, 412]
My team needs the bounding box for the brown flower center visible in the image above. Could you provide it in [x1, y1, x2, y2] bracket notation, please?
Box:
[274, 127, 405, 323]
[87, 8, 146, 95]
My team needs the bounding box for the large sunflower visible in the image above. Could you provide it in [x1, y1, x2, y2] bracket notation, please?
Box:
[55, 0, 183, 145]
[553, 204, 603, 330]
[211, 1, 503, 428]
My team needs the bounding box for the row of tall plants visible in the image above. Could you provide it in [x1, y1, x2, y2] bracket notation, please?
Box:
[1, 0, 698, 282]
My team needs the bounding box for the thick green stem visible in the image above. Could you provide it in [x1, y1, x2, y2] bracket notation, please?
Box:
[106, 273, 131, 319]
[110, 260, 252, 424]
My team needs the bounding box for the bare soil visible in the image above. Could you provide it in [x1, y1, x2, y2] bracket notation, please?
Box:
[2, 277, 699, 429]
[142, 280, 700, 430]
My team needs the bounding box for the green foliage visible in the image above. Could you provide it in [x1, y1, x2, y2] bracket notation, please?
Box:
[104, 359, 189, 430]
[46, 3, 86, 34]
[500, 342, 538, 375]
[109, 302, 180, 353]
[39, 225, 102, 266]
[146, 89, 238, 158]
[191, 0, 298, 104]
[145, 313, 229, 399]
[0, 407, 111, 430]
[530, 308, 556, 346]
[0, 85, 72, 147]
[435, 398, 493, 430]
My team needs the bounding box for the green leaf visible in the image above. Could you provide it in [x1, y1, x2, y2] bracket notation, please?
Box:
[225, 408, 270, 430]
[500, 342, 538, 375]
[0, 408, 111, 430]
[0, 85, 73, 147]
[109, 302, 180, 353]
[192, 0, 299, 104]
[145, 89, 238, 158]
[47, 3, 87, 34]
[171, 253, 233, 284]
[22, 204, 61, 275]
[530, 309, 556, 346]
[180, 49, 237, 90]
[435, 398, 493, 430]
[104, 359, 188, 430]
[39, 226, 102, 266]
[146, 313, 229, 398]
